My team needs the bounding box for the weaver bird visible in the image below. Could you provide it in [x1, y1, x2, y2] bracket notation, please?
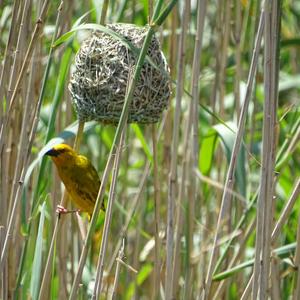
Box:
[45, 143, 105, 217]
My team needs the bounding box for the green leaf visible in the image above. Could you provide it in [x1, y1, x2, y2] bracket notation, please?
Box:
[280, 38, 300, 47]
[213, 258, 255, 281]
[153, 0, 178, 26]
[214, 122, 247, 197]
[125, 263, 153, 300]
[131, 124, 153, 163]
[213, 242, 296, 281]
[72, 9, 94, 28]
[199, 122, 247, 196]
[199, 130, 218, 174]
[100, 126, 115, 149]
[29, 202, 46, 300]
[45, 47, 73, 140]
[53, 23, 138, 52]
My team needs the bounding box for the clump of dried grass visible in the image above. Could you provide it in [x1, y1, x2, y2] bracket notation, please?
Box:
[69, 23, 171, 124]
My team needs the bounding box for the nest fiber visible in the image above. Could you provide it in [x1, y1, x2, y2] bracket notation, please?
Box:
[69, 23, 171, 124]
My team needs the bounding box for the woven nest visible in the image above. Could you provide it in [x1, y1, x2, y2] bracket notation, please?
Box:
[69, 23, 171, 124]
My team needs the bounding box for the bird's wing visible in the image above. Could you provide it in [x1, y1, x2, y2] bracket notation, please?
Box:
[77, 156, 105, 211]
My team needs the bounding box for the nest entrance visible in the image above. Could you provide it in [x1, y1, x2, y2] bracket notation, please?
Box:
[69, 23, 171, 124]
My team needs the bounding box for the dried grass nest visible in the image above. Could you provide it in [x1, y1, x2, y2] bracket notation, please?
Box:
[69, 23, 171, 124]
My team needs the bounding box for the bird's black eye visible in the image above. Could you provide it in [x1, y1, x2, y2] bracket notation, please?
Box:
[45, 148, 66, 157]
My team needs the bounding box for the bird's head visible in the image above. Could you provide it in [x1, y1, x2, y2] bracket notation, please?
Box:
[45, 144, 77, 166]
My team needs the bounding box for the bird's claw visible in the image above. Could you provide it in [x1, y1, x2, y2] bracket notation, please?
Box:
[56, 205, 80, 216]
[56, 205, 68, 214]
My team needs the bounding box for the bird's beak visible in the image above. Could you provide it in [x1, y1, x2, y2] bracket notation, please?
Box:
[45, 148, 60, 157]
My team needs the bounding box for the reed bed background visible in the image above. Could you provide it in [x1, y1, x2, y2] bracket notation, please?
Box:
[0, 0, 300, 299]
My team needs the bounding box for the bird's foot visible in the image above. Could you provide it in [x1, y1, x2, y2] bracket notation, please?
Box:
[56, 205, 80, 216]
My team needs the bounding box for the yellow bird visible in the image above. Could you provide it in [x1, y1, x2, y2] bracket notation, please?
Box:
[45, 143, 105, 217]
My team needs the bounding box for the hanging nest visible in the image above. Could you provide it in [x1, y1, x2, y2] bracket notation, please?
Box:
[69, 23, 171, 124]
